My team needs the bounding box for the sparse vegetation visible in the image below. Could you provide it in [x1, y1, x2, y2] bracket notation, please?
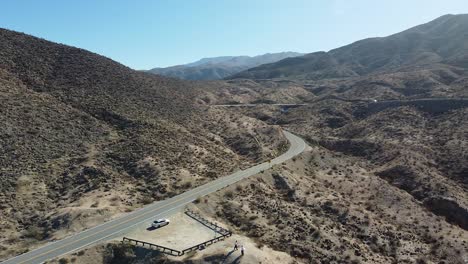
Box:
[1, 11, 468, 264]
[58, 258, 69, 264]
[0, 28, 288, 260]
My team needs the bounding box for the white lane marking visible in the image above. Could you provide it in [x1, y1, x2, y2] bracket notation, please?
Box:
[4, 132, 307, 264]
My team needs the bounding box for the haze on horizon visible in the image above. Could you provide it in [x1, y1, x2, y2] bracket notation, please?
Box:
[1, 0, 468, 69]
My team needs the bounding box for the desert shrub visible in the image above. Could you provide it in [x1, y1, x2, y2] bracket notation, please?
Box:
[181, 181, 192, 189]
[286, 189, 297, 201]
[249, 215, 259, 221]
[312, 229, 321, 241]
[225, 190, 234, 198]
[58, 258, 69, 264]
[416, 257, 428, 264]
[103, 243, 136, 264]
[140, 196, 153, 205]
[206, 170, 217, 178]
[24, 226, 46, 240]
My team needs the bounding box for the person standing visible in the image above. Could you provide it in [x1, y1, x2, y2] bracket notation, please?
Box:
[234, 240, 238, 251]
[241, 245, 245, 256]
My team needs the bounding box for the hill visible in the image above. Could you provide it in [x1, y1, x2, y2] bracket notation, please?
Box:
[0, 28, 288, 259]
[147, 52, 304, 80]
[192, 84, 468, 263]
[231, 14, 468, 80]
[2, 13, 467, 264]
[184, 14, 468, 263]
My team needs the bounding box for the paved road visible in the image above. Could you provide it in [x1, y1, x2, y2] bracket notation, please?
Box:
[2, 131, 306, 264]
[212, 103, 308, 107]
[212, 98, 468, 107]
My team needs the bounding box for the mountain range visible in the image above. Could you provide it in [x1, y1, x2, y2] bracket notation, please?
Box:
[1, 13, 467, 264]
[147, 52, 304, 80]
[191, 14, 468, 264]
[231, 14, 468, 80]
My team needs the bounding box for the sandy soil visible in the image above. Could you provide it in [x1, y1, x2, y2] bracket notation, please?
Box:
[193, 147, 468, 263]
[117, 211, 219, 250]
[171, 233, 300, 264]
[53, 210, 300, 264]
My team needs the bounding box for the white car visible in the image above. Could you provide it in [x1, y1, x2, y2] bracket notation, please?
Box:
[151, 218, 170, 228]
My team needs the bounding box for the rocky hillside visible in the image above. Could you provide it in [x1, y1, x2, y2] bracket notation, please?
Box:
[2, 11, 467, 264]
[0, 28, 288, 260]
[147, 52, 303, 80]
[202, 92, 467, 263]
[188, 14, 468, 263]
[197, 143, 467, 263]
[231, 14, 468, 80]
[52, 98, 468, 263]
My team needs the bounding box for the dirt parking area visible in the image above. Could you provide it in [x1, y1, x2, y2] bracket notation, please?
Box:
[57, 209, 300, 264]
[118, 210, 299, 263]
[118, 212, 219, 250]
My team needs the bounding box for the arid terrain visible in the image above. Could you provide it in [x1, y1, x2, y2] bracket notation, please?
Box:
[0, 28, 287, 260]
[190, 101, 467, 263]
[1, 13, 468, 264]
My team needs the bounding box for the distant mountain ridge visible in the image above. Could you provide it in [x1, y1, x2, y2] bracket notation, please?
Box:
[231, 14, 468, 80]
[147, 52, 304, 80]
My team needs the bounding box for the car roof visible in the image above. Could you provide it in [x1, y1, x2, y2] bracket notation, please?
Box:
[154, 219, 167, 222]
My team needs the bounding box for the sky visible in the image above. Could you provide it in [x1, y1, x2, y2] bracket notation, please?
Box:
[2, 0, 468, 70]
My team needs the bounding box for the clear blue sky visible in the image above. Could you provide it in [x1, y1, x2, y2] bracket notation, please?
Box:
[2, 0, 467, 69]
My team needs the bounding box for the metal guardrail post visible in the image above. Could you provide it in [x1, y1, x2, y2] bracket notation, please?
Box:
[121, 237, 182, 256]
[122, 213, 233, 257]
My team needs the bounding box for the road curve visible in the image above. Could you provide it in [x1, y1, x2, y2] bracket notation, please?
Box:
[2, 131, 306, 264]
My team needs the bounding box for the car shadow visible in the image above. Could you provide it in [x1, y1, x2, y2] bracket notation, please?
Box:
[146, 223, 169, 231]
[146, 226, 156, 231]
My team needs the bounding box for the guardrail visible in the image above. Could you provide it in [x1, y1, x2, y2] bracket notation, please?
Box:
[122, 237, 182, 256]
[185, 209, 230, 235]
[122, 210, 232, 257]
[181, 231, 232, 255]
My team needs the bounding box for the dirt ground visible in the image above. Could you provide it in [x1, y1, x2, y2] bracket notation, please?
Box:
[193, 147, 468, 263]
[115, 211, 299, 263]
[54, 210, 299, 264]
[171, 233, 299, 264]
[117, 211, 219, 250]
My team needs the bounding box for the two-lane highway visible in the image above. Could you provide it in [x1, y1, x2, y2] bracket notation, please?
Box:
[2, 131, 306, 264]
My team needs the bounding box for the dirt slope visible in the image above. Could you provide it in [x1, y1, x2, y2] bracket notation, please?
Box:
[0, 28, 287, 260]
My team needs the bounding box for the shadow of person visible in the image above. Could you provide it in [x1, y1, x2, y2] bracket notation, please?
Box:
[227, 249, 236, 256]
[222, 249, 236, 262]
[232, 255, 243, 264]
